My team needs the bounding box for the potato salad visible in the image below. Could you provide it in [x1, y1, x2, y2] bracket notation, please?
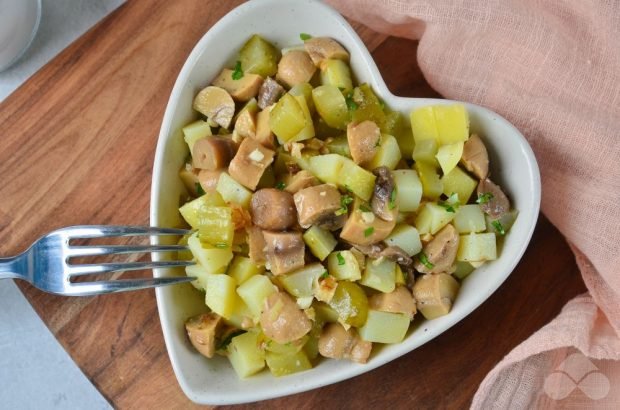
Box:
[177, 33, 517, 378]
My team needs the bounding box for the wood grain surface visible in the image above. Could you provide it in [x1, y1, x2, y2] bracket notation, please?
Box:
[0, 1, 586, 408]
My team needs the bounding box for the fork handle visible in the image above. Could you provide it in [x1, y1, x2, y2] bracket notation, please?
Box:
[0, 256, 25, 280]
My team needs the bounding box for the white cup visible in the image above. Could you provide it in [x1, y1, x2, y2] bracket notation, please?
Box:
[0, 0, 42, 72]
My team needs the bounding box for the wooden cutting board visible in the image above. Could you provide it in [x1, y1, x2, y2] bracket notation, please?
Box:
[0, 1, 586, 408]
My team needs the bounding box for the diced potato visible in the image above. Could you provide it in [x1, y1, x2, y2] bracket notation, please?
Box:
[392, 169, 422, 212]
[187, 233, 233, 273]
[216, 172, 253, 209]
[179, 164, 201, 197]
[384, 224, 422, 256]
[339, 157, 376, 201]
[288, 83, 315, 115]
[436, 142, 464, 175]
[307, 154, 343, 185]
[227, 255, 265, 285]
[223, 295, 254, 329]
[228, 331, 266, 378]
[485, 210, 519, 236]
[183, 120, 212, 152]
[312, 85, 349, 130]
[204, 273, 237, 319]
[415, 161, 443, 200]
[410, 106, 439, 143]
[360, 257, 396, 293]
[457, 233, 497, 262]
[433, 104, 469, 145]
[350, 84, 386, 131]
[320, 59, 353, 91]
[414, 202, 456, 235]
[265, 350, 312, 377]
[304, 319, 323, 360]
[367, 133, 402, 170]
[270, 93, 306, 143]
[303, 225, 338, 261]
[289, 94, 315, 142]
[264, 335, 308, 355]
[412, 138, 438, 164]
[452, 261, 475, 280]
[392, 123, 415, 158]
[454, 204, 486, 233]
[326, 135, 351, 158]
[238, 34, 279, 77]
[278, 263, 325, 298]
[179, 192, 226, 227]
[237, 274, 277, 317]
[327, 281, 368, 328]
[413, 273, 460, 319]
[327, 251, 362, 281]
[441, 166, 477, 204]
[358, 310, 409, 344]
[185, 263, 209, 291]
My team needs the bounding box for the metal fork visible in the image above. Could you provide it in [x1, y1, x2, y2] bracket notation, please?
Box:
[0, 226, 196, 296]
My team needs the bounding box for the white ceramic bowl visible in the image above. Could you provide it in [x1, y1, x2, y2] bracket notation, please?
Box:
[150, 0, 541, 405]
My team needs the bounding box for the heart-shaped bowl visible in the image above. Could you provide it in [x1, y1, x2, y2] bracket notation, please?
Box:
[150, 0, 541, 405]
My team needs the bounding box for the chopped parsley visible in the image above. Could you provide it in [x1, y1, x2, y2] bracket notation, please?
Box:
[364, 227, 374, 237]
[491, 220, 506, 235]
[476, 192, 494, 204]
[195, 183, 206, 196]
[418, 252, 434, 269]
[217, 330, 246, 350]
[439, 193, 460, 213]
[337, 252, 345, 265]
[345, 93, 358, 111]
[439, 202, 457, 213]
[300, 33, 312, 41]
[388, 187, 397, 210]
[359, 204, 372, 212]
[231, 61, 244, 80]
[275, 181, 286, 190]
[320, 271, 329, 280]
[335, 194, 353, 216]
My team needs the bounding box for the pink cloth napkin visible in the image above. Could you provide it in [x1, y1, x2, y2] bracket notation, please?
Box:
[327, 0, 620, 407]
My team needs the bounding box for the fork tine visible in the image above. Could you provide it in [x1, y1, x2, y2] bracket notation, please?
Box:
[64, 276, 197, 296]
[67, 244, 188, 257]
[68, 260, 195, 276]
[59, 225, 192, 239]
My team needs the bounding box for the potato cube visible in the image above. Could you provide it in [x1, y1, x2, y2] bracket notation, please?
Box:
[278, 263, 325, 298]
[410, 106, 439, 143]
[392, 169, 422, 212]
[358, 310, 409, 344]
[367, 133, 402, 170]
[414, 161, 443, 200]
[228, 331, 265, 378]
[204, 273, 237, 319]
[433, 104, 469, 145]
[227, 255, 265, 285]
[216, 172, 253, 209]
[327, 251, 362, 281]
[236, 274, 277, 317]
[182, 120, 212, 151]
[453, 204, 486, 233]
[436, 142, 464, 175]
[457, 233, 497, 262]
[441, 166, 477, 203]
[414, 202, 456, 235]
[265, 350, 312, 377]
[302, 225, 337, 261]
[360, 257, 396, 293]
[384, 224, 422, 256]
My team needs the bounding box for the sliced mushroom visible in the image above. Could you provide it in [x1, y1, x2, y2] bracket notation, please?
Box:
[353, 243, 413, 272]
[251, 188, 296, 231]
[197, 169, 224, 192]
[253, 107, 275, 148]
[260, 292, 312, 344]
[179, 163, 201, 196]
[192, 136, 238, 170]
[257, 77, 285, 109]
[461, 134, 489, 179]
[262, 231, 305, 275]
[293, 184, 342, 228]
[193, 86, 235, 129]
[185, 312, 223, 358]
[211, 69, 263, 102]
[228, 138, 275, 190]
[414, 224, 459, 274]
[368, 286, 416, 320]
[276, 50, 317, 88]
[477, 178, 511, 219]
[282, 169, 319, 194]
[340, 208, 395, 245]
[318, 322, 372, 364]
[371, 167, 398, 222]
[347, 121, 380, 166]
[246, 226, 266, 264]
[304, 37, 350, 68]
[412, 273, 460, 320]
[234, 108, 257, 139]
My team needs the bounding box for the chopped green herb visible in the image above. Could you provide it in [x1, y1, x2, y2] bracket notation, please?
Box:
[439, 193, 460, 213]
[476, 192, 494, 204]
[359, 204, 372, 212]
[388, 187, 397, 210]
[320, 271, 329, 280]
[418, 252, 434, 269]
[364, 227, 374, 237]
[214, 243, 229, 249]
[343, 184, 353, 192]
[300, 33, 312, 41]
[345, 93, 358, 111]
[231, 60, 244, 80]
[337, 252, 345, 266]
[335, 194, 353, 215]
[439, 202, 457, 213]
[379, 100, 386, 110]
[195, 183, 206, 196]
[275, 181, 286, 190]
[217, 330, 246, 350]
[491, 220, 506, 235]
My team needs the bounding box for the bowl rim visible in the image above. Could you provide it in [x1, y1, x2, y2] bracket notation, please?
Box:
[150, 0, 541, 404]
